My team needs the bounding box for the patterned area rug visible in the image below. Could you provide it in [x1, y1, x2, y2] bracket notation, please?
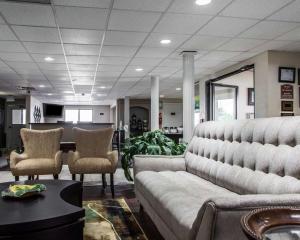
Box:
[83, 198, 147, 240]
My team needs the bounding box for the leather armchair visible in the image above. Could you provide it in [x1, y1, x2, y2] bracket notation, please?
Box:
[10, 128, 63, 181]
[68, 127, 118, 197]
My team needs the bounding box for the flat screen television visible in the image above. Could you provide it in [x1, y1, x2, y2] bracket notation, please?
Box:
[43, 104, 64, 118]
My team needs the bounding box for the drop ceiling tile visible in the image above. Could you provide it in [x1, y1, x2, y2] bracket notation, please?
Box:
[6, 61, 37, 69]
[268, 1, 300, 22]
[217, 38, 266, 51]
[0, 2, 56, 27]
[0, 41, 26, 52]
[32, 54, 66, 63]
[37, 63, 67, 71]
[249, 40, 291, 53]
[277, 27, 300, 41]
[122, 66, 151, 77]
[55, 6, 108, 30]
[42, 70, 69, 77]
[64, 44, 100, 55]
[144, 33, 190, 48]
[101, 46, 137, 57]
[70, 71, 94, 77]
[23, 74, 47, 82]
[169, 0, 232, 15]
[98, 65, 125, 72]
[221, 0, 293, 19]
[136, 47, 173, 58]
[0, 52, 32, 62]
[12, 26, 60, 43]
[274, 41, 300, 51]
[100, 56, 131, 65]
[97, 71, 121, 77]
[118, 77, 140, 82]
[197, 17, 258, 37]
[181, 35, 230, 50]
[61, 29, 103, 44]
[74, 85, 92, 93]
[0, 25, 17, 41]
[67, 55, 99, 64]
[240, 21, 299, 40]
[229, 52, 259, 62]
[69, 64, 96, 71]
[113, 0, 171, 12]
[108, 10, 161, 32]
[130, 57, 163, 66]
[154, 13, 212, 34]
[24, 42, 63, 54]
[104, 31, 147, 46]
[150, 66, 178, 77]
[159, 58, 181, 67]
[53, 0, 111, 8]
[202, 51, 242, 61]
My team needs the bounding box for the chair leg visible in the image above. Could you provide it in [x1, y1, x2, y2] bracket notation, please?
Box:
[72, 174, 76, 181]
[36, 175, 39, 180]
[53, 174, 59, 180]
[102, 174, 106, 189]
[80, 174, 84, 182]
[140, 204, 144, 212]
[110, 173, 114, 198]
[15, 176, 19, 181]
[28, 175, 32, 180]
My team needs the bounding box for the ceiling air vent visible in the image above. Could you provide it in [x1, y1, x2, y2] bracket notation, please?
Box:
[17, 86, 36, 94]
[4, 0, 51, 4]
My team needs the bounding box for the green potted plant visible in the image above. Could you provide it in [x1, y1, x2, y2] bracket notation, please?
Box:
[121, 130, 187, 181]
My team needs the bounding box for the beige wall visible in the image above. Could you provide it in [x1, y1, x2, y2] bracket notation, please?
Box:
[199, 51, 300, 119]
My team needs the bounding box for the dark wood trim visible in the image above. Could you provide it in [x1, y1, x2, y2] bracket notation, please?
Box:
[102, 174, 106, 189]
[53, 174, 58, 180]
[80, 174, 84, 182]
[110, 173, 114, 198]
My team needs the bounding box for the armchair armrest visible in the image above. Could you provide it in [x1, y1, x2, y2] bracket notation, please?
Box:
[67, 151, 80, 172]
[107, 151, 118, 171]
[194, 194, 300, 240]
[54, 151, 63, 173]
[10, 151, 28, 169]
[133, 155, 186, 176]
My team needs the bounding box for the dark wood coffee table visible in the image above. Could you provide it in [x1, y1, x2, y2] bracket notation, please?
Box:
[0, 180, 85, 240]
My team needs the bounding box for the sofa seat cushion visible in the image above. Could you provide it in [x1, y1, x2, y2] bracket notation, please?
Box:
[135, 171, 237, 240]
[14, 158, 61, 175]
[71, 157, 114, 174]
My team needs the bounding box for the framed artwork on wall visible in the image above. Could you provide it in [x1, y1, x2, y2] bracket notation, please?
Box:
[281, 112, 294, 116]
[279, 67, 296, 83]
[281, 101, 293, 112]
[281, 84, 294, 99]
[247, 88, 254, 106]
[298, 69, 300, 85]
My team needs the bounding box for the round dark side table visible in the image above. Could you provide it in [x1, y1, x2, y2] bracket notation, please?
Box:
[0, 180, 85, 240]
[241, 206, 300, 240]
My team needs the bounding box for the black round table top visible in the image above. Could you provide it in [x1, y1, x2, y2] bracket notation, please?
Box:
[0, 180, 85, 235]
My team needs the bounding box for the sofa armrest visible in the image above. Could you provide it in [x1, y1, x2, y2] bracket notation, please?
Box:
[107, 150, 118, 171]
[194, 194, 300, 240]
[10, 151, 28, 169]
[133, 155, 186, 176]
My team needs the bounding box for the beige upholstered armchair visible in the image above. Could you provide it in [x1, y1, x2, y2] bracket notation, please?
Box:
[10, 128, 64, 181]
[68, 127, 118, 197]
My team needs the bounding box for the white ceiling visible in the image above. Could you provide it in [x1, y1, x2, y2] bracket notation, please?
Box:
[0, 0, 300, 104]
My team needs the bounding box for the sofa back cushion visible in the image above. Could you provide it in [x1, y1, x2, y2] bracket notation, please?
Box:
[185, 117, 300, 194]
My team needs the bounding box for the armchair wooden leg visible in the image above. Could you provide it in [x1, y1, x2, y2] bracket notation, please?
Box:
[15, 176, 19, 181]
[28, 175, 33, 180]
[80, 174, 84, 182]
[110, 173, 114, 198]
[36, 175, 39, 180]
[53, 174, 59, 180]
[140, 204, 144, 212]
[102, 174, 106, 189]
[72, 174, 76, 181]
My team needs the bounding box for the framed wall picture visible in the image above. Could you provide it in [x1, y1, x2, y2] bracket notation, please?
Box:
[298, 69, 300, 85]
[279, 67, 296, 83]
[281, 112, 294, 116]
[247, 88, 254, 106]
[281, 84, 294, 99]
[281, 101, 293, 112]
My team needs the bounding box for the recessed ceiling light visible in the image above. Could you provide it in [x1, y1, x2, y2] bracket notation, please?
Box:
[63, 91, 73, 94]
[195, 0, 211, 5]
[97, 93, 107, 97]
[44, 56, 54, 62]
[39, 85, 45, 88]
[160, 94, 165, 98]
[47, 93, 53, 96]
[98, 86, 106, 89]
[176, 87, 181, 91]
[160, 39, 171, 45]
[135, 68, 143, 72]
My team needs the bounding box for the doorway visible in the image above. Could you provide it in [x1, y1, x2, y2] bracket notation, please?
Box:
[206, 65, 255, 121]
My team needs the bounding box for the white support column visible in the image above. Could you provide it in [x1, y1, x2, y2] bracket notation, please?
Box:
[124, 96, 130, 138]
[182, 51, 197, 143]
[151, 75, 159, 131]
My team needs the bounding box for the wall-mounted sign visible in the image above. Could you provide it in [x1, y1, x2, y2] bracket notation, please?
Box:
[281, 101, 293, 112]
[281, 84, 294, 99]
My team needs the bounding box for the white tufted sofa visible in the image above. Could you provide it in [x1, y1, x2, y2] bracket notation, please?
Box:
[134, 117, 300, 240]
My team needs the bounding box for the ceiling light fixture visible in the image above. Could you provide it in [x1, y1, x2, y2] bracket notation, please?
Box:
[160, 94, 165, 98]
[99, 86, 106, 89]
[47, 93, 53, 96]
[44, 56, 54, 62]
[135, 68, 143, 72]
[160, 39, 171, 45]
[176, 87, 182, 91]
[195, 0, 212, 5]
[39, 85, 45, 88]
[63, 91, 73, 94]
[97, 93, 107, 97]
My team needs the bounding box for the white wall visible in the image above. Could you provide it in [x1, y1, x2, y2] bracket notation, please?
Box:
[218, 70, 254, 120]
[43, 105, 111, 123]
